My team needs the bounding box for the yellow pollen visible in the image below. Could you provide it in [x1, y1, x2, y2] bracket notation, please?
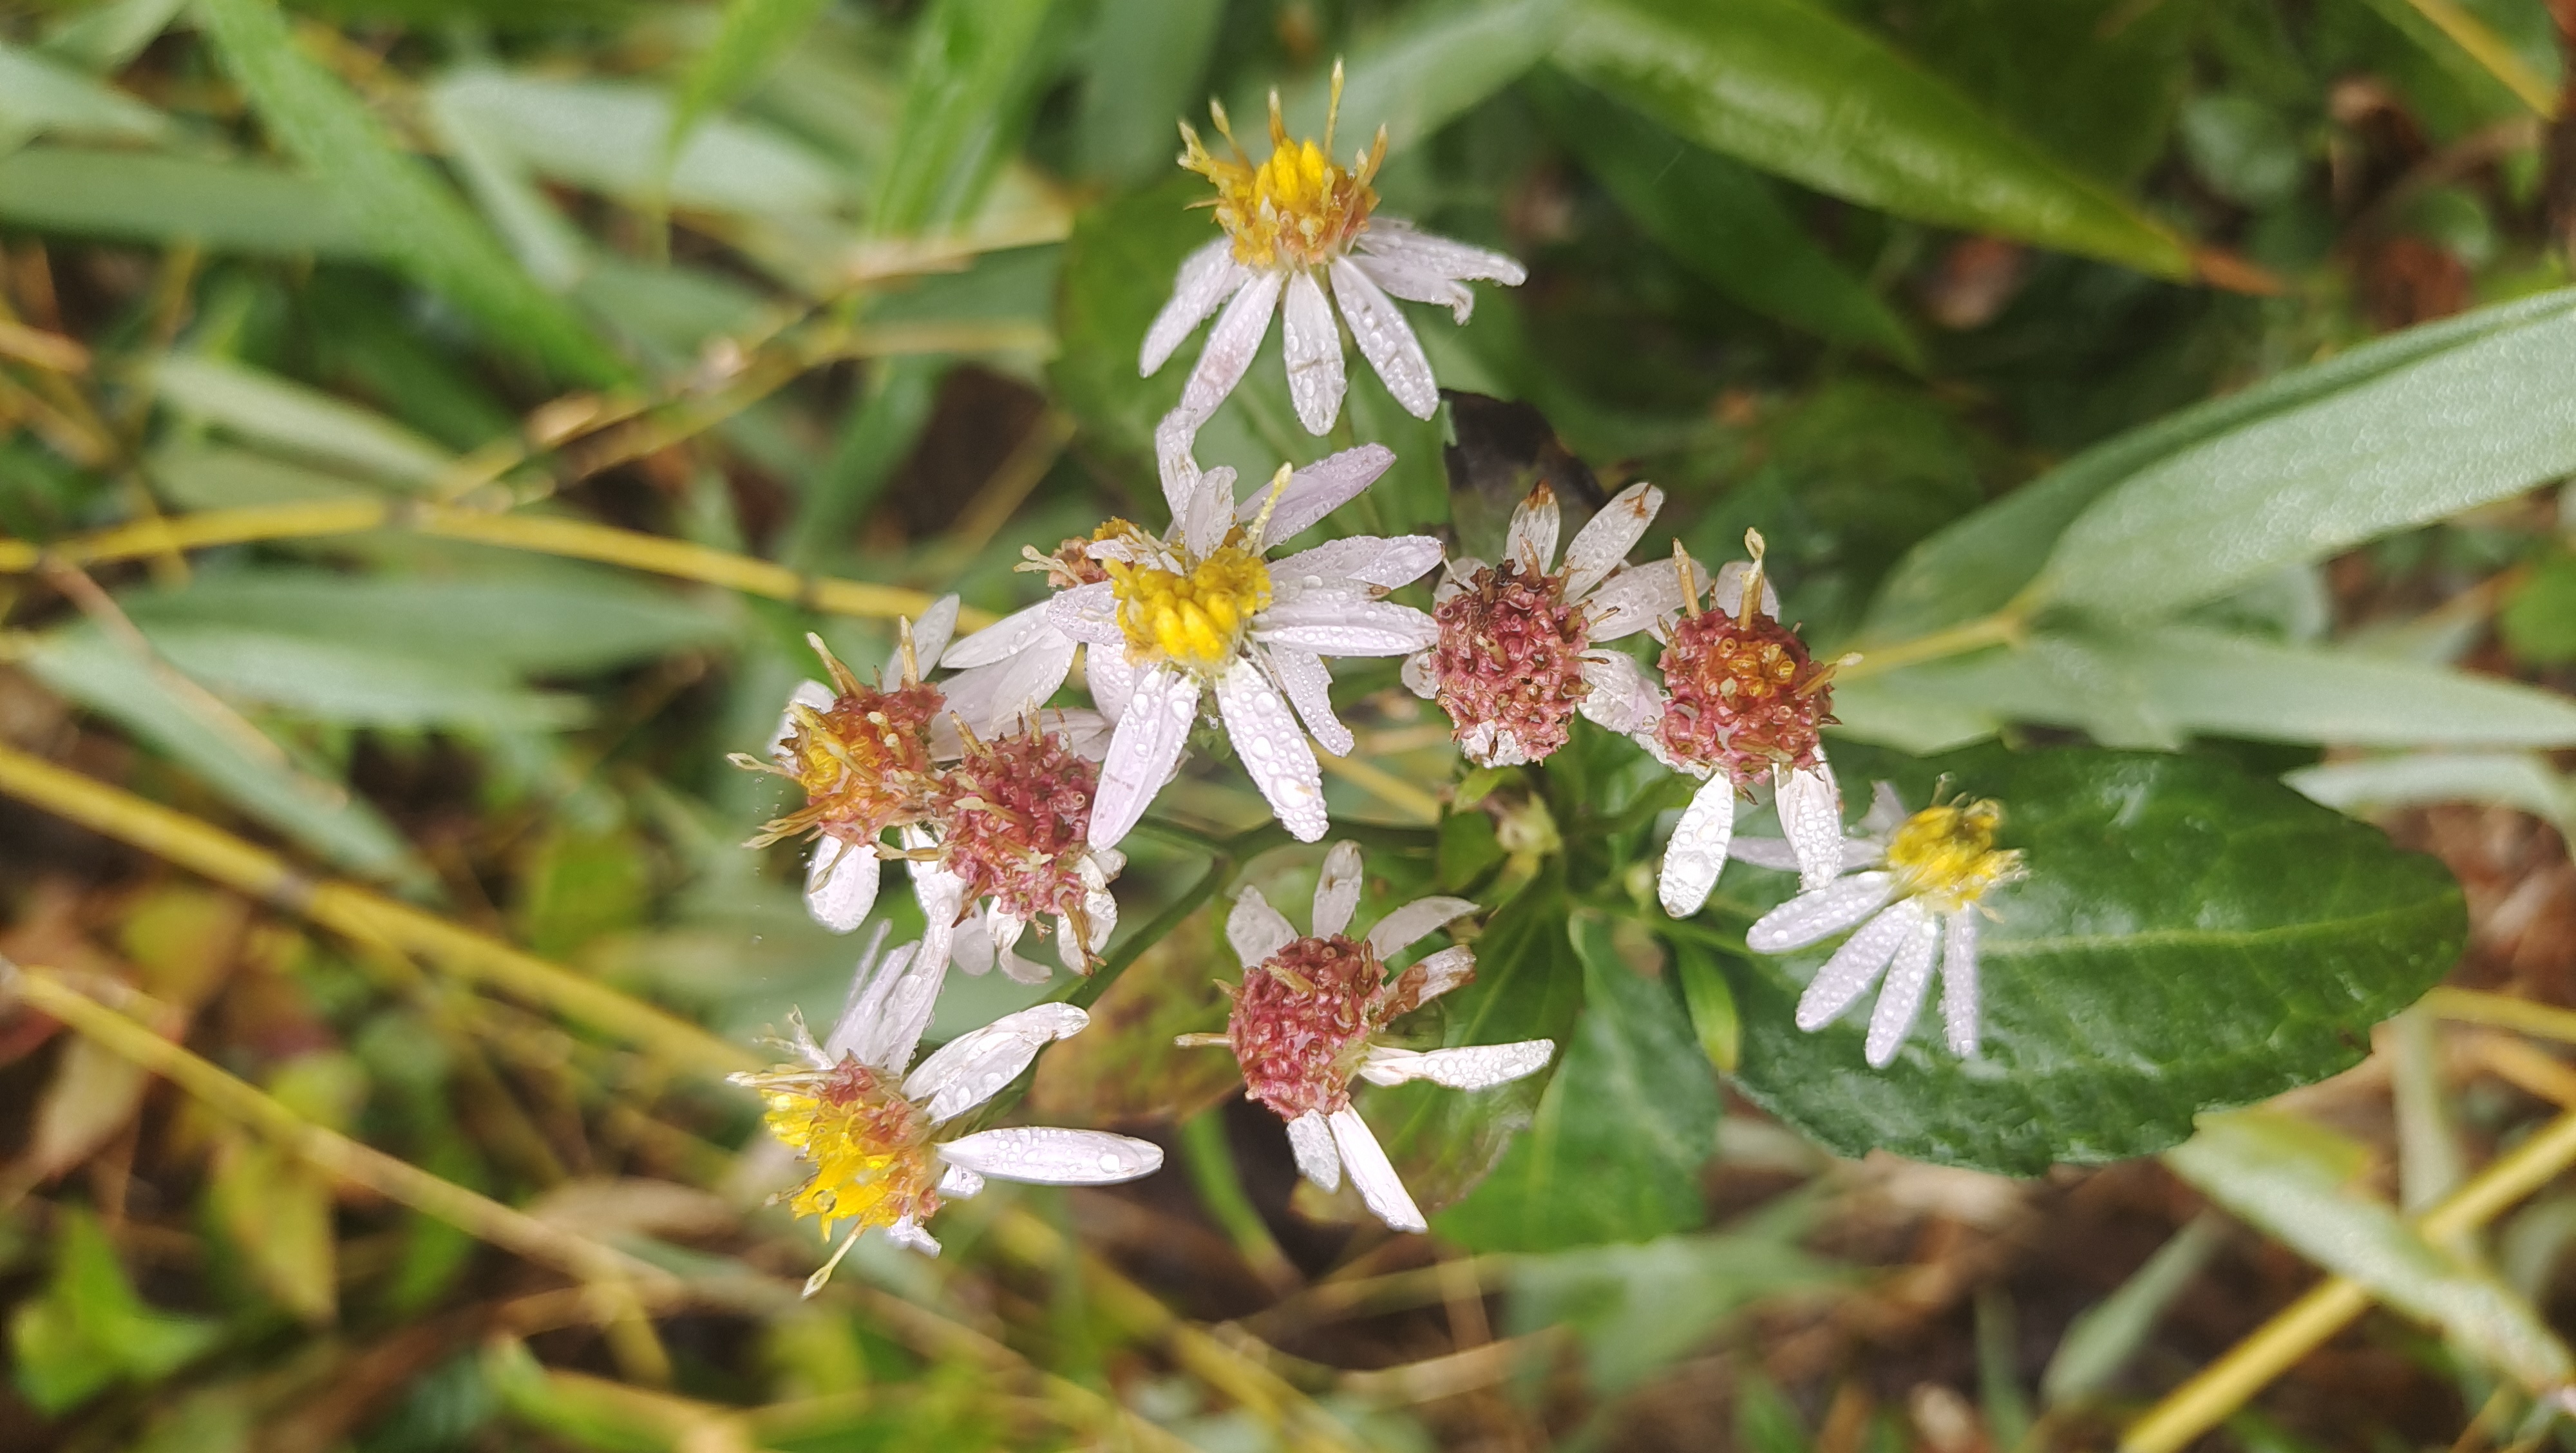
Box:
[748, 1066, 941, 1239]
[1884, 800, 2024, 915]
[1180, 63, 1384, 270]
[1108, 544, 1273, 674]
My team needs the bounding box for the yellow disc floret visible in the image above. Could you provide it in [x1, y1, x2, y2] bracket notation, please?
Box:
[1181, 62, 1384, 270]
[748, 1060, 942, 1239]
[1106, 542, 1273, 675]
[1884, 799, 2025, 915]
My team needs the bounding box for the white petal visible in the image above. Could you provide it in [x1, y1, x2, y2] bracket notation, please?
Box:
[1287, 1110, 1341, 1191]
[1328, 258, 1438, 419]
[805, 840, 883, 933]
[949, 912, 995, 976]
[1712, 559, 1781, 619]
[772, 679, 835, 764]
[1401, 649, 1438, 699]
[936, 1126, 1164, 1185]
[1575, 650, 1663, 737]
[1267, 646, 1353, 757]
[1177, 268, 1283, 428]
[1327, 1107, 1425, 1233]
[1349, 252, 1473, 323]
[1585, 564, 1689, 641]
[1365, 896, 1479, 959]
[1242, 444, 1397, 549]
[903, 1002, 1090, 1123]
[1406, 944, 1477, 1004]
[1282, 268, 1347, 435]
[1046, 581, 1123, 648]
[883, 1216, 941, 1259]
[1658, 775, 1738, 918]
[1862, 902, 1944, 1066]
[937, 1162, 987, 1199]
[1313, 839, 1365, 938]
[1141, 240, 1247, 375]
[1090, 665, 1200, 850]
[1228, 885, 1300, 967]
[1359, 219, 1528, 287]
[1747, 871, 1896, 954]
[939, 636, 1079, 734]
[1562, 482, 1662, 600]
[1358, 1040, 1553, 1090]
[1087, 643, 1141, 723]
[1156, 408, 1203, 520]
[1253, 597, 1437, 657]
[1861, 780, 1910, 837]
[987, 908, 1052, 986]
[892, 595, 960, 682]
[1505, 487, 1560, 576]
[1182, 462, 1242, 559]
[1775, 760, 1848, 896]
[1727, 837, 1802, 872]
[1794, 900, 1922, 1033]
[941, 598, 1052, 669]
[1942, 910, 1982, 1059]
[1217, 656, 1327, 842]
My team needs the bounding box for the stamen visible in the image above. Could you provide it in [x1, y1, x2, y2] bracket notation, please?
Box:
[804, 1223, 864, 1297]
[1245, 462, 1294, 544]
[1674, 542, 1701, 619]
[1737, 528, 1768, 624]
[1325, 57, 1345, 153]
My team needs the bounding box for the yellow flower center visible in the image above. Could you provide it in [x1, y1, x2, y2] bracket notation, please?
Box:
[1182, 76, 1383, 271]
[1884, 800, 2024, 915]
[750, 1061, 941, 1238]
[1107, 544, 1273, 674]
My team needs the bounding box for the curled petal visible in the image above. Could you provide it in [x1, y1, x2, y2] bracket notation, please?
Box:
[884, 1216, 941, 1258]
[1365, 896, 1479, 959]
[1287, 1110, 1341, 1191]
[1282, 268, 1347, 435]
[1141, 239, 1247, 375]
[1349, 251, 1473, 322]
[904, 1002, 1090, 1123]
[936, 1126, 1164, 1185]
[1747, 872, 1896, 954]
[1406, 944, 1477, 1004]
[1313, 839, 1365, 938]
[1401, 650, 1437, 699]
[941, 635, 1079, 736]
[938, 1161, 986, 1199]
[1329, 258, 1437, 420]
[1217, 657, 1327, 842]
[1327, 1107, 1425, 1233]
[806, 840, 882, 933]
[1505, 487, 1560, 576]
[1184, 464, 1241, 560]
[1657, 775, 1736, 919]
[1712, 559, 1781, 619]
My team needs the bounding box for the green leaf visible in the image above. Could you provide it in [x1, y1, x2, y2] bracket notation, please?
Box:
[666, 0, 833, 163]
[2501, 554, 2576, 665]
[9, 1208, 222, 1416]
[191, 0, 625, 384]
[1050, 172, 1206, 471]
[1862, 289, 2576, 640]
[0, 39, 169, 147]
[1435, 912, 1719, 1250]
[1553, 0, 2193, 278]
[1529, 70, 1918, 363]
[148, 354, 454, 489]
[1504, 1228, 1842, 1394]
[2168, 1110, 2576, 1394]
[2287, 752, 2576, 836]
[1898, 0, 2202, 190]
[0, 146, 365, 256]
[871, 0, 1058, 236]
[2040, 1213, 2226, 1405]
[1672, 940, 1741, 1074]
[129, 625, 591, 731]
[1710, 743, 2464, 1175]
[40, 0, 187, 73]
[1254, 0, 1569, 160]
[1074, 0, 1222, 185]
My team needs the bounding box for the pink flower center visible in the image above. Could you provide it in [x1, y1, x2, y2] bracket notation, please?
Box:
[1654, 608, 1833, 786]
[935, 730, 1101, 931]
[1430, 562, 1592, 765]
[1229, 935, 1390, 1120]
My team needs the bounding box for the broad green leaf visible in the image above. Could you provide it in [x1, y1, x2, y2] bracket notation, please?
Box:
[1553, 0, 2193, 278]
[666, 0, 833, 162]
[871, 0, 1057, 236]
[148, 354, 453, 489]
[1253, 0, 1569, 159]
[429, 70, 847, 216]
[0, 146, 364, 256]
[2168, 1111, 2576, 1394]
[8, 1208, 221, 1416]
[23, 629, 426, 886]
[1074, 0, 1222, 185]
[1530, 71, 1918, 362]
[1707, 744, 2463, 1175]
[193, 0, 624, 384]
[1436, 913, 1719, 1250]
[1898, 0, 2203, 189]
[1836, 624, 2576, 753]
[1368, 868, 1580, 1213]
[2039, 294, 2576, 620]
[1505, 1229, 1842, 1394]
[1862, 289, 2576, 639]
[0, 39, 169, 146]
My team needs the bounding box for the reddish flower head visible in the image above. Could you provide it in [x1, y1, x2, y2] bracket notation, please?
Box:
[934, 726, 1101, 935]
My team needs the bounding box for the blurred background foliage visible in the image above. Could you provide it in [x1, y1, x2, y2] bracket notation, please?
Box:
[11, 0, 2576, 1447]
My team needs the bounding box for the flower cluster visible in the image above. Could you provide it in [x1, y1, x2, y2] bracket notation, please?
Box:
[734, 73, 2038, 1280]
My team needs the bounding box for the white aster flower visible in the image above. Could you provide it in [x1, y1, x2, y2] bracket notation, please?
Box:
[731, 923, 1164, 1291]
[1743, 789, 2027, 1068]
[1141, 62, 1525, 441]
[1401, 480, 1683, 766]
[1046, 444, 1442, 850]
[1649, 536, 1850, 919]
[1178, 841, 1552, 1231]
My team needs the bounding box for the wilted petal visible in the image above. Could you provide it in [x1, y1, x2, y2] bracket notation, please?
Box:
[1775, 760, 1847, 896]
[1562, 482, 1662, 600]
[1268, 647, 1353, 757]
[1327, 1108, 1425, 1233]
[1747, 872, 1896, 954]
[1406, 944, 1477, 1004]
[1229, 886, 1299, 967]
[1141, 240, 1247, 375]
[1329, 258, 1437, 419]
[936, 1126, 1164, 1185]
[1365, 896, 1479, 959]
[1048, 582, 1123, 647]
[1313, 840, 1364, 938]
[1358, 1041, 1553, 1090]
[1575, 650, 1663, 736]
[1349, 251, 1473, 322]
[1253, 597, 1437, 657]
[1178, 268, 1284, 427]
[1863, 904, 1944, 1067]
[1090, 665, 1200, 850]
[1401, 650, 1437, 699]
[1505, 486, 1560, 576]
[904, 1002, 1090, 1123]
[1243, 444, 1397, 548]
[1658, 775, 1737, 919]
[1792, 900, 1918, 1033]
[1942, 910, 1982, 1059]
[1282, 269, 1347, 435]
[1217, 656, 1327, 842]
[806, 840, 882, 933]
[1360, 219, 1528, 287]
[1287, 1110, 1341, 1191]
